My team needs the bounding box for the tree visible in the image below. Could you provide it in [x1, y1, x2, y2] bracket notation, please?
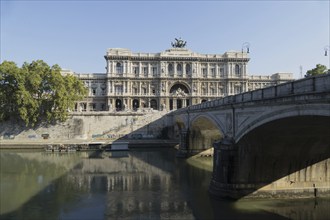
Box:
[0, 61, 21, 121]
[305, 64, 329, 77]
[0, 60, 87, 127]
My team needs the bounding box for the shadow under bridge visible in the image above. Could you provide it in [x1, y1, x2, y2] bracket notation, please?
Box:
[176, 114, 223, 157]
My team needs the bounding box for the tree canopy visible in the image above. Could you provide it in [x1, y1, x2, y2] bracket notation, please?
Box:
[305, 64, 329, 77]
[0, 60, 87, 127]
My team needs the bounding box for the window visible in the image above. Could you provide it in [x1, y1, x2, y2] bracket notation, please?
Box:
[143, 67, 148, 77]
[152, 89, 156, 94]
[211, 68, 216, 77]
[92, 89, 96, 96]
[115, 85, 123, 95]
[202, 68, 207, 78]
[116, 62, 123, 74]
[220, 68, 224, 77]
[168, 63, 174, 75]
[235, 64, 240, 75]
[142, 87, 147, 95]
[177, 64, 182, 76]
[133, 67, 139, 76]
[152, 67, 157, 76]
[186, 64, 191, 75]
[234, 86, 242, 94]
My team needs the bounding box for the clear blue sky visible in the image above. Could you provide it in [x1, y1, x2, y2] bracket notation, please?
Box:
[1, 0, 329, 79]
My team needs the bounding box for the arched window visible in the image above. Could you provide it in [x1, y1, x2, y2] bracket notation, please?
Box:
[177, 64, 182, 76]
[150, 99, 158, 110]
[116, 62, 123, 74]
[235, 64, 240, 75]
[168, 63, 174, 75]
[186, 64, 191, 75]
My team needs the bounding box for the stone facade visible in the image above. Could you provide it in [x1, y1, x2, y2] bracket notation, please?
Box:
[70, 43, 293, 112]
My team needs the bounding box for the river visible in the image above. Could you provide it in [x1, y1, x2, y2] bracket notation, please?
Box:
[0, 149, 329, 220]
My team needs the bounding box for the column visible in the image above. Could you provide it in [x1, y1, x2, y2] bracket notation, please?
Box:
[123, 61, 126, 75]
[107, 60, 111, 74]
[148, 83, 151, 95]
[182, 99, 186, 108]
[165, 98, 170, 111]
[112, 62, 115, 74]
[107, 81, 111, 95]
[173, 98, 177, 110]
[148, 63, 151, 78]
[175, 62, 178, 77]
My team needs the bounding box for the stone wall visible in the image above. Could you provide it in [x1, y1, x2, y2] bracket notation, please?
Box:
[0, 111, 170, 141]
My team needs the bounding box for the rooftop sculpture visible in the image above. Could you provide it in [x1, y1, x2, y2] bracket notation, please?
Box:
[171, 38, 187, 48]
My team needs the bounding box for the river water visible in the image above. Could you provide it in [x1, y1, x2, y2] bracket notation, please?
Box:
[0, 149, 329, 220]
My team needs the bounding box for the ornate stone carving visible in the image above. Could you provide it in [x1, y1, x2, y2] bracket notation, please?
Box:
[172, 88, 187, 97]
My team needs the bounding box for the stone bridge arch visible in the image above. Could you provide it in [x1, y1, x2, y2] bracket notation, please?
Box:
[235, 104, 330, 143]
[211, 105, 330, 199]
[188, 114, 223, 153]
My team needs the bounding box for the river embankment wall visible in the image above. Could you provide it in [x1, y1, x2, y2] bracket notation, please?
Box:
[0, 111, 173, 145]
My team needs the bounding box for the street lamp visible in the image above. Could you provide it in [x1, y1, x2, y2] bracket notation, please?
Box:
[242, 42, 250, 53]
[324, 45, 330, 56]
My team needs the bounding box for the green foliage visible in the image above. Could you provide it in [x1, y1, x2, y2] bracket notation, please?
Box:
[305, 64, 329, 77]
[0, 60, 87, 127]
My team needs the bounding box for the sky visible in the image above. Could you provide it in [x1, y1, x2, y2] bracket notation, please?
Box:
[1, 0, 329, 79]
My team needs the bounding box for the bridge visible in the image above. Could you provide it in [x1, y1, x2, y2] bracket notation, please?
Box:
[169, 74, 330, 199]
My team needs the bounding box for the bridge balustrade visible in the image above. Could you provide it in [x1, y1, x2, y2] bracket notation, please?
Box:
[262, 86, 275, 99]
[293, 79, 314, 94]
[171, 74, 329, 115]
[315, 74, 330, 91]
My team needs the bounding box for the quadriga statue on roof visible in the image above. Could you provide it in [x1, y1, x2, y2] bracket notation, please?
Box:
[171, 38, 187, 48]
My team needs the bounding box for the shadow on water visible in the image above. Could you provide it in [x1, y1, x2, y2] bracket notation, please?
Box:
[1, 149, 330, 220]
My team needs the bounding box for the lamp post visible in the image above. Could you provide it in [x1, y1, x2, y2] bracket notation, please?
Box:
[324, 45, 330, 56]
[242, 42, 250, 53]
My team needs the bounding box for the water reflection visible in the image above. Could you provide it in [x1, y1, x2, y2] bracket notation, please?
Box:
[0, 149, 329, 220]
[0, 151, 81, 215]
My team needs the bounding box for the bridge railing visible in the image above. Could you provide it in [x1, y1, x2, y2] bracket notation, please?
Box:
[173, 74, 330, 114]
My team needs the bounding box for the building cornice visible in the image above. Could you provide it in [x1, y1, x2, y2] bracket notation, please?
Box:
[104, 55, 250, 63]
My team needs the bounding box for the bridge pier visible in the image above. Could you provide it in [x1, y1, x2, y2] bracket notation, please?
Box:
[176, 130, 189, 158]
[209, 137, 246, 199]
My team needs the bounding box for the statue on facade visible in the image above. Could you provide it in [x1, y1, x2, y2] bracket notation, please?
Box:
[171, 38, 187, 48]
[161, 103, 166, 111]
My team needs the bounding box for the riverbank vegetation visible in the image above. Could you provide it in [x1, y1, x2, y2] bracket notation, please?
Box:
[0, 60, 87, 127]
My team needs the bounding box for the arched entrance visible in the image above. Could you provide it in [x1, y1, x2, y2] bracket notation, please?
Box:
[150, 99, 158, 110]
[169, 83, 190, 110]
[115, 99, 122, 111]
[132, 99, 139, 111]
[201, 99, 207, 103]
